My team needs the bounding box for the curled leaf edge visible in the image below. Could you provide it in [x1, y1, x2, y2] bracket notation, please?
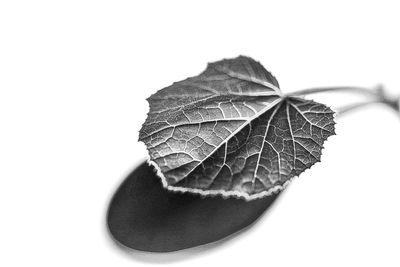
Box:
[142, 102, 337, 202]
[146, 156, 292, 201]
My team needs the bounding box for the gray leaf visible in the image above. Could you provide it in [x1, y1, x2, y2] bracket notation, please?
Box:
[139, 56, 335, 200]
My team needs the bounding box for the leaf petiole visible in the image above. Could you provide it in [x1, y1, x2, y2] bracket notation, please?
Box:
[286, 85, 381, 98]
[335, 100, 385, 116]
[287, 84, 399, 116]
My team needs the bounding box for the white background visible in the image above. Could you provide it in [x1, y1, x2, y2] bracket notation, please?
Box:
[1, 1, 400, 266]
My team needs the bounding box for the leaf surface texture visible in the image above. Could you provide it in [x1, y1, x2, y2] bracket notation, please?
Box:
[139, 56, 335, 199]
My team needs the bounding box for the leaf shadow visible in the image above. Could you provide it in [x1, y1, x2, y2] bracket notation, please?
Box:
[104, 168, 287, 264]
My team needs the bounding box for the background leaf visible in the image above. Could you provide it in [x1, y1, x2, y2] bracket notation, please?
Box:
[139, 56, 335, 200]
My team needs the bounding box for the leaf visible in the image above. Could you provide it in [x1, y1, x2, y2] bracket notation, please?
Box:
[139, 56, 335, 200]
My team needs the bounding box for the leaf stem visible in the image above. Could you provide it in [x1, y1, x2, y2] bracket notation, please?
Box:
[335, 100, 384, 117]
[286, 85, 380, 98]
[288, 84, 399, 117]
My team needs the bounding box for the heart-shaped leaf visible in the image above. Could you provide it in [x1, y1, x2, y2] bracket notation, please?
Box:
[139, 56, 335, 200]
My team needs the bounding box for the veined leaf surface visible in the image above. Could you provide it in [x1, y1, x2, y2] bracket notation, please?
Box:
[139, 56, 335, 200]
